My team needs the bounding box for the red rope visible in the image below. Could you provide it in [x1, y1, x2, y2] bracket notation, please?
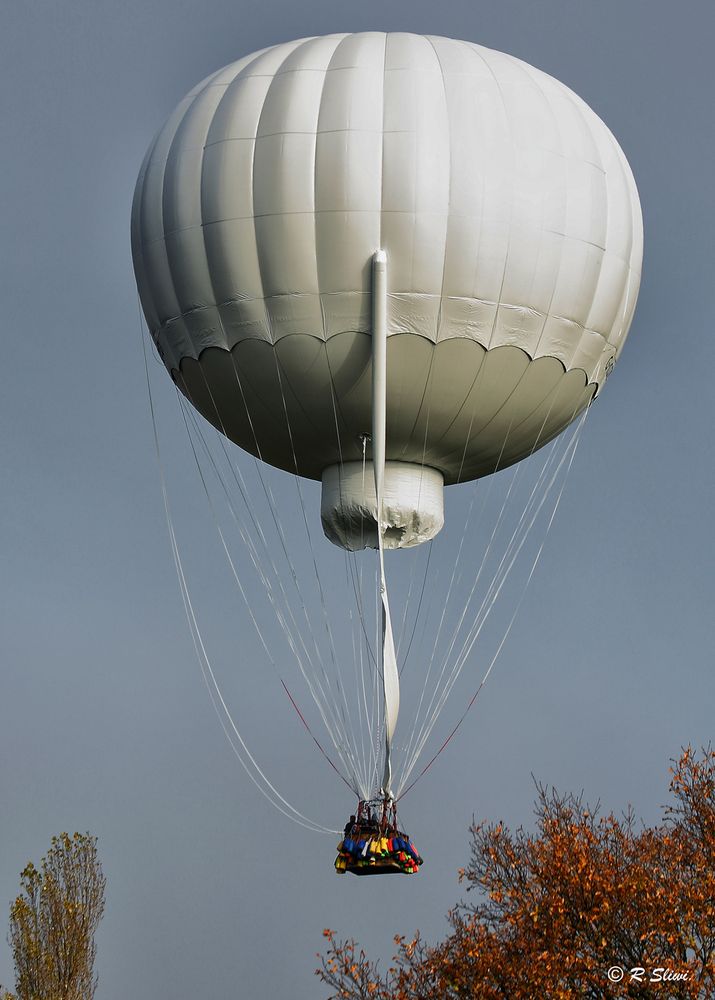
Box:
[397, 680, 486, 801]
[279, 679, 356, 795]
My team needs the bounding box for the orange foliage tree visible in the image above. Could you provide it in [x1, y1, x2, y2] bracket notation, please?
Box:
[318, 748, 715, 999]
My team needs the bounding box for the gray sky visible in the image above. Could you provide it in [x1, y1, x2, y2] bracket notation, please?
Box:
[1, 1, 714, 997]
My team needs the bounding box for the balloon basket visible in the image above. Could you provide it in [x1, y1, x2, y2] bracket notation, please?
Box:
[334, 798, 423, 876]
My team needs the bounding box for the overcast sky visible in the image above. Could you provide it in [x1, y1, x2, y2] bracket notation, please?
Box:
[1, 1, 714, 998]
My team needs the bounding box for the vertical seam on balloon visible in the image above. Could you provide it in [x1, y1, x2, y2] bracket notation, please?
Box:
[424, 35, 452, 344]
[133, 125, 166, 338]
[251, 49, 300, 347]
[397, 36, 452, 488]
[451, 43, 535, 478]
[501, 54, 573, 365]
[607, 140, 639, 354]
[544, 84, 611, 376]
[313, 35, 347, 346]
[461, 41, 514, 352]
[198, 67, 243, 355]
[378, 32, 387, 257]
[195, 46, 281, 360]
[391, 36, 444, 465]
[160, 90, 207, 371]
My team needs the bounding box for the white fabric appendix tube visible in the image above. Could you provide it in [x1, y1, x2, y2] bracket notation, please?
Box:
[320, 462, 444, 551]
[371, 251, 400, 801]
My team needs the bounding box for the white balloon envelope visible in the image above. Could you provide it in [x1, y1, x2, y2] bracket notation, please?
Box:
[132, 32, 643, 807]
[132, 32, 642, 548]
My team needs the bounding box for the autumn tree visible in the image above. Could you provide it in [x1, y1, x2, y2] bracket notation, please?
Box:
[319, 748, 715, 999]
[0, 832, 106, 1000]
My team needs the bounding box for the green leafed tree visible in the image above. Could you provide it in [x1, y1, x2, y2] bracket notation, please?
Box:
[1, 832, 105, 1000]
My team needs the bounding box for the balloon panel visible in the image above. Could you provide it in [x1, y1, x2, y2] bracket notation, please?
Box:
[175, 339, 593, 483]
[133, 32, 642, 483]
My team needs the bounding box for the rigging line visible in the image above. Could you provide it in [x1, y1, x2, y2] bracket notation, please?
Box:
[400, 435, 549, 779]
[402, 431, 571, 779]
[138, 316, 338, 831]
[321, 349, 370, 771]
[397, 403, 591, 799]
[398, 406, 590, 791]
[394, 362, 442, 670]
[177, 398, 362, 788]
[225, 349, 315, 571]
[429, 403, 520, 658]
[180, 399, 319, 678]
[326, 395, 378, 677]
[162, 381, 354, 775]
[345, 548, 379, 670]
[279, 679, 357, 796]
[204, 371, 367, 784]
[350, 554, 376, 795]
[399, 460, 497, 776]
[449, 400, 592, 682]
[270, 351, 358, 749]
[221, 351, 359, 753]
[176, 400, 359, 775]
[167, 493, 340, 831]
[194, 363, 344, 734]
[345, 546, 379, 672]
[438, 390, 592, 691]
[355, 440, 381, 788]
[398, 540, 433, 669]
[393, 336, 443, 678]
[453, 411, 588, 678]
[396, 469, 490, 764]
[179, 402, 358, 767]
[370, 556, 382, 797]
[342, 549, 380, 794]
[342, 548, 371, 796]
[322, 350, 384, 794]
[348, 602, 370, 797]
[400, 413, 575, 783]
[360, 431, 367, 551]
[403, 446, 563, 780]
[353, 441, 385, 789]
[395, 543, 420, 658]
[404, 380, 584, 772]
[415, 414, 517, 719]
[411, 432, 546, 750]
[358, 442, 370, 655]
[402, 359, 501, 739]
[354, 555, 380, 797]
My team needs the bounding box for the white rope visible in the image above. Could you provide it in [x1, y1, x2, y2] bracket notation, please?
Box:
[182, 354, 371, 794]
[395, 401, 591, 794]
[138, 316, 338, 833]
[177, 397, 365, 791]
[268, 353, 367, 784]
